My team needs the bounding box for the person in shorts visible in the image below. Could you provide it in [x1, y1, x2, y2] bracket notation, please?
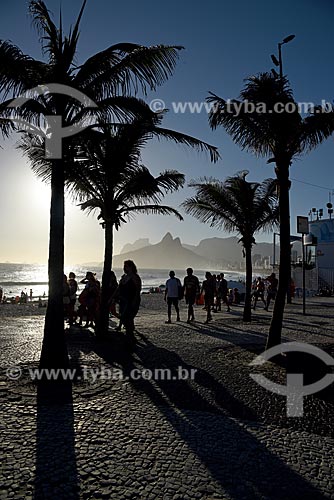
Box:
[164, 270, 181, 323]
[252, 276, 266, 310]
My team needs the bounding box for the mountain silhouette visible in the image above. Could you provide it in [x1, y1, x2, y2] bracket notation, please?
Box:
[111, 232, 275, 270]
[120, 238, 151, 254]
[112, 232, 212, 269]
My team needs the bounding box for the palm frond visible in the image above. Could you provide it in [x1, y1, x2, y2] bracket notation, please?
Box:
[75, 44, 184, 98]
[29, 1, 61, 60]
[122, 204, 183, 221]
[0, 40, 47, 97]
[302, 108, 334, 151]
[183, 173, 278, 241]
[77, 197, 104, 217]
[207, 73, 303, 160]
[148, 125, 220, 163]
[17, 134, 52, 182]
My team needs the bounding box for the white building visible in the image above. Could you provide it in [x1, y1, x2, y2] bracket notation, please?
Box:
[309, 217, 334, 289]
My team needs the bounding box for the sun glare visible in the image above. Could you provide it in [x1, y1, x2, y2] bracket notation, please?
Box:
[29, 178, 51, 210]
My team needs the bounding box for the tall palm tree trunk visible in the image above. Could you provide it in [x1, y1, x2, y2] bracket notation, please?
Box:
[243, 244, 253, 322]
[266, 166, 291, 349]
[96, 221, 114, 338]
[39, 159, 68, 369]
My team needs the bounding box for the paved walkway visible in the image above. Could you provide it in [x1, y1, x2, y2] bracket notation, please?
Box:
[0, 297, 333, 499]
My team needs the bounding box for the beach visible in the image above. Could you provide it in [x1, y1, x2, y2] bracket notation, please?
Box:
[1, 294, 333, 499]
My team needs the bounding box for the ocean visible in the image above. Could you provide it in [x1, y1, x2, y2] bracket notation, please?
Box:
[0, 263, 245, 299]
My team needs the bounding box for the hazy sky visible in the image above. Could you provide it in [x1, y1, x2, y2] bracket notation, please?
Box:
[0, 0, 333, 264]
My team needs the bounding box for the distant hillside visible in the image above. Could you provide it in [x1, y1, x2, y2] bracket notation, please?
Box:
[120, 238, 151, 254]
[91, 233, 276, 270]
[185, 236, 274, 265]
[113, 233, 213, 269]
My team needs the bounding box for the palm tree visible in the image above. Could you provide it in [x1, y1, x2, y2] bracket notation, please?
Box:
[206, 73, 334, 346]
[65, 113, 219, 336]
[0, 0, 186, 368]
[182, 171, 278, 321]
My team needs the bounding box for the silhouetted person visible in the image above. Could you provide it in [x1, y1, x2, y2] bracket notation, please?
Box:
[183, 267, 200, 323]
[68, 272, 78, 326]
[264, 273, 278, 311]
[233, 287, 241, 304]
[219, 273, 230, 312]
[201, 272, 216, 324]
[118, 260, 141, 342]
[164, 270, 181, 323]
[252, 277, 266, 310]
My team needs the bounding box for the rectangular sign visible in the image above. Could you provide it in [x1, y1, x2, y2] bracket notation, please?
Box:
[297, 216, 309, 234]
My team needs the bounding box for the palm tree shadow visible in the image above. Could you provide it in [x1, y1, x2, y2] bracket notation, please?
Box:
[93, 331, 325, 499]
[34, 381, 79, 500]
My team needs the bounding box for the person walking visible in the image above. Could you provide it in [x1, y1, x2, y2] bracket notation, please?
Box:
[252, 277, 266, 310]
[201, 272, 216, 324]
[164, 270, 181, 323]
[264, 273, 278, 311]
[183, 267, 200, 323]
[218, 273, 230, 312]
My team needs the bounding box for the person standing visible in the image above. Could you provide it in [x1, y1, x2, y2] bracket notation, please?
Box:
[183, 267, 200, 323]
[218, 273, 230, 312]
[252, 277, 266, 310]
[164, 270, 181, 323]
[79, 272, 100, 328]
[201, 272, 216, 324]
[118, 260, 141, 342]
[107, 270, 119, 319]
[63, 274, 71, 319]
[213, 274, 221, 312]
[68, 272, 78, 326]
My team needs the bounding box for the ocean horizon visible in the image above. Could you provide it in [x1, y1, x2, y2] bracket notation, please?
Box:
[0, 263, 246, 298]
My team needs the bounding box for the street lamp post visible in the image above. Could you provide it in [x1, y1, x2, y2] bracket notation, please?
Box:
[271, 35, 295, 304]
[309, 204, 333, 220]
[271, 34, 295, 79]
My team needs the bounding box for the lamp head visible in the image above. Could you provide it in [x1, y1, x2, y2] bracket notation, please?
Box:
[282, 34, 295, 44]
[271, 54, 279, 66]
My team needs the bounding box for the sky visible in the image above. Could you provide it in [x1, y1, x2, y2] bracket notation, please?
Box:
[0, 0, 333, 265]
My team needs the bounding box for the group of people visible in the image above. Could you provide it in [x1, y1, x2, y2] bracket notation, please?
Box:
[0, 288, 37, 305]
[164, 269, 241, 324]
[251, 273, 278, 311]
[63, 260, 142, 340]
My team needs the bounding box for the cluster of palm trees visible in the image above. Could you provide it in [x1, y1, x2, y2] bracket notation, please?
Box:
[1, 1, 333, 370]
[0, 0, 218, 367]
[207, 74, 334, 347]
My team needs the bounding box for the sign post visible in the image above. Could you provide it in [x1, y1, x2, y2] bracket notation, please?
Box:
[297, 216, 309, 315]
